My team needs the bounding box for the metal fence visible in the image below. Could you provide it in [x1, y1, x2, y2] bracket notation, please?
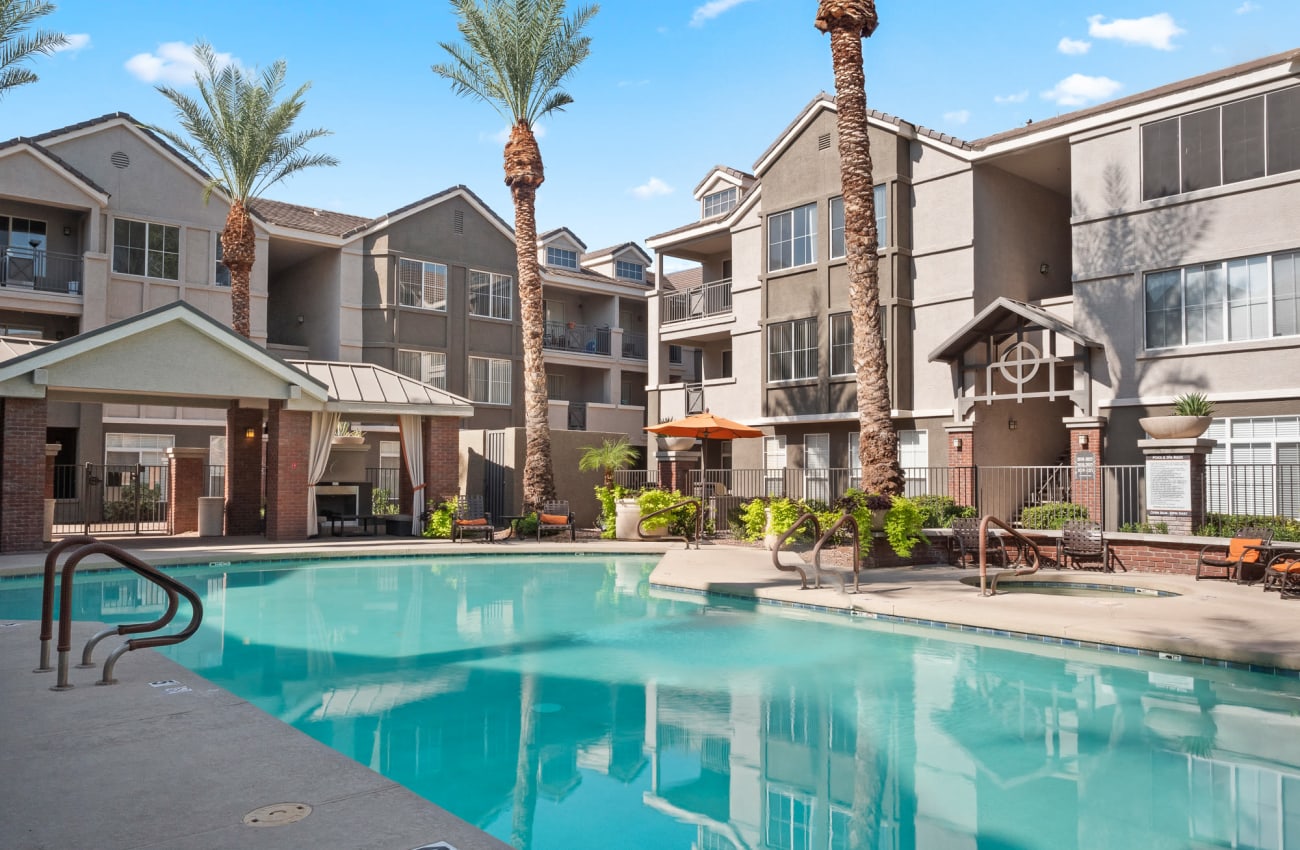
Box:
[367, 467, 402, 513]
[543, 321, 611, 356]
[0, 246, 82, 294]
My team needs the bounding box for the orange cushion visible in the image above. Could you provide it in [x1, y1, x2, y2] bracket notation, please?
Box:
[540, 513, 569, 526]
[1269, 559, 1300, 574]
[455, 517, 488, 526]
[1228, 538, 1263, 563]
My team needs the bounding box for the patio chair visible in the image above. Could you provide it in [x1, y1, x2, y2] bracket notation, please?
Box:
[537, 500, 575, 541]
[1264, 551, 1300, 598]
[452, 495, 494, 543]
[950, 517, 1015, 569]
[1056, 520, 1114, 572]
[1195, 526, 1273, 582]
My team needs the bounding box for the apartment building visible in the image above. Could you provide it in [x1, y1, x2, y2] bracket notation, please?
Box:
[646, 49, 1300, 500]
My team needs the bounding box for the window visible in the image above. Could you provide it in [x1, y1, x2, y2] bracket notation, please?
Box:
[829, 184, 887, 259]
[620, 376, 634, 405]
[848, 432, 861, 490]
[765, 787, 812, 850]
[830, 313, 853, 375]
[214, 234, 230, 287]
[702, 187, 737, 218]
[378, 441, 401, 506]
[112, 218, 178, 279]
[397, 349, 447, 389]
[1142, 85, 1300, 201]
[615, 260, 644, 282]
[767, 203, 817, 271]
[398, 258, 447, 311]
[805, 433, 830, 503]
[469, 270, 512, 320]
[547, 373, 564, 400]
[898, 430, 929, 496]
[669, 344, 683, 364]
[468, 356, 511, 405]
[1144, 250, 1300, 349]
[1205, 416, 1300, 517]
[764, 435, 787, 496]
[547, 246, 578, 269]
[721, 349, 733, 378]
[105, 432, 174, 495]
[768, 317, 817, 381]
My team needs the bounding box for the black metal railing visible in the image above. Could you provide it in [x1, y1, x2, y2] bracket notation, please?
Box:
[621, 331, 648, 359]
[543, 321, 611, 356]
[661, 279, 733, 324]
[0, 247, 82, 294]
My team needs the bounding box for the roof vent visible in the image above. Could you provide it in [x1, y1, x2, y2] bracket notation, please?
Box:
[818, 133, 832, 151]
[454, 210, 465, 234]
[110, 151, 130, 169]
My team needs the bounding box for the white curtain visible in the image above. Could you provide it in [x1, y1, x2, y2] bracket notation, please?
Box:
[399, 414, 424, 535]
[306, 411, 340, 536]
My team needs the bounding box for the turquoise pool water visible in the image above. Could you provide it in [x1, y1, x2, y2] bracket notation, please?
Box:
[4, 553, 1300, 850]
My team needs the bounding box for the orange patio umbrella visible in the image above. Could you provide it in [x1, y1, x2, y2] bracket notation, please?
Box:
[644, 410, 764, 441]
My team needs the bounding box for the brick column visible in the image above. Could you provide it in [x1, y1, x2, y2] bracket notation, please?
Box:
[1, 397, 48, 552]
[45, 443, 60, 499]
[1065, 416, 1106, 523]
[656, 450, 699, 494]
[226, 405, 265, 536]
[423, 416, 460, 510]
[1139, 437, 1215, 536]
[265, 401, 312, 541]
[943, 424, 975, 508]
[166, 447, 208, 534]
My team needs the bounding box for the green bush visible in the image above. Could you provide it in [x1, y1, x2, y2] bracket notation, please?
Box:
[102, 483, 164, 522]
[637, 489, 694, 535]
[911, 494, 976, 528]
[594, 484, 628, 540]
[371, 488, 399, 516]
[883, 495, 929, 557]
[1119, 521, 1169, 534]
[422, 499, 456, 538]
[1197, 513, 1300, 542]
[1019, 502, 1088, 530]
[737, 499, 769, 542]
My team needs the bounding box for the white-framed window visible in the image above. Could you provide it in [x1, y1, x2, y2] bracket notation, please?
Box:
[848, 432, 861, 490]
[765, 786, 813, 850]
[702, 187, 738, 218]
[379, 440, 401, 470]
[804, 433, 830, 504]
[398, 258, 447, 311]
[764, 435, 787, 496]
[547, 373, 564, 400]
[768, 202, 817, 272]
[768, 317, 817, 381]
[899, 429, 929, 496]
[469, 356, 511, 405]
[830, 313, 853, 375]
[378, 440, 401, 507]
[546, 246, 578, 269]
[669, 344, 683, 364]
[615, 259, 644, 282]
[1205, 416, 1300, 517]
[469, 270, 512, 320]
[829, 184, 887, 259]
[214, 233, 230, 287]
[0, 322, 42, 337]
[112, 218, 179, 280]
[397, 349, 447, 389]
[1144, 250, 1299, 349]
[105, 432, 174, 497]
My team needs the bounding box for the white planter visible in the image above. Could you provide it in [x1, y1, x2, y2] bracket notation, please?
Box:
[1139, 415, 1212, 440]
[615, 498, 642, 540]
[659, 436, 696, 451]
[332, 435, 365, 446]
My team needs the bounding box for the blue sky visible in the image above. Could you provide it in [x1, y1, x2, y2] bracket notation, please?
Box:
[6, 1, 1299, 270]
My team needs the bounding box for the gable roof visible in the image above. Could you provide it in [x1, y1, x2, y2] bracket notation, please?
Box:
[341, 184, 515, 242]
[928, 297, 1100, 362]
[287, 360, 473, 417]
[583, 242, 652, 265]
[0, 137, 111, 201]
[692, 165, 756, 197]
[248, 198, 371, 237]
[539, 227, 587, 250]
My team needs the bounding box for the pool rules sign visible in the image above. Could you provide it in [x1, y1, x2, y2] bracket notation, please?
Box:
[1146, 457, 1191, 512]
[1138, 437, 1216, 536]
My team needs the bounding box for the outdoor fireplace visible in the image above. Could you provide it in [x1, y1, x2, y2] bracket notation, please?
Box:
[316, 483, 361, 518]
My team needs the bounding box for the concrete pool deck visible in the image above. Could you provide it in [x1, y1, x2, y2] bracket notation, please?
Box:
[1, 534, 1297, 849]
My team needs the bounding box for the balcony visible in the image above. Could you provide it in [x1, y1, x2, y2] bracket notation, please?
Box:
[544, 321, 611, 356]
[621, 331, 647, 360]
[662, 278, 731, 325]
[0, 247, 82, 295]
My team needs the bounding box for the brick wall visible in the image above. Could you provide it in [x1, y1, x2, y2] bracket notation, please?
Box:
[945, 429, 974, 507]
[265, 403, 311, 541]
[1, 398, 48, 552]
[226, 406, 264, 536]
[167, 451, 205, 534]
[423, 417, 460, 508]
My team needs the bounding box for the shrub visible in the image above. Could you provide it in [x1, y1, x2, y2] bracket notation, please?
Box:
[371, 488, 399, 516]
[1197, 513, 1300, 542]
[1119, 521, 1169, 534]
[594, 484, 628, 539]
[1019, 502, 1088, 530]
[102, 483, 164, 522]
[638, 489, 694, 535]
[422, 499, 456, 538]
[911, 494, 976, 528]
[737, 499, 769, 542]
[883, 495, 929, 557]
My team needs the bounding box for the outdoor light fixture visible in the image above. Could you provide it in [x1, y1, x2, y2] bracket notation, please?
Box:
[245, 427, 256, 440]
[952, 437, 963, 451]
[1039, 262, 1050, 275]
[63, 226, 73, 237]
[296, 314, 305, 324]
[1008, 418, 1018, 431]
[1078, 433, 1089, 449]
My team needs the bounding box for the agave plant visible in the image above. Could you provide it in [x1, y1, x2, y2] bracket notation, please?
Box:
[1172, 391, 1215, 417]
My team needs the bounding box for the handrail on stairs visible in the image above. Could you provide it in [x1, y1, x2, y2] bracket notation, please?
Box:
[978, 514, 1042, 596]
[772, 512, 820, 589]
[637, 498, 702, 549]
[811, 512, 862, 592]
[36, 535, 204, 689]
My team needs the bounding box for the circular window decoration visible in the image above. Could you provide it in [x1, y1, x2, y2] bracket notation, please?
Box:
[997, 340, 1041, 386]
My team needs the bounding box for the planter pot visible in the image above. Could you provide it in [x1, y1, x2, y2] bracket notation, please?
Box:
[332, 435, 365, 446]
[615, 498, 657, 540]
[659, 436, 696, 451]
[870, 509, 888, 532]
[764, 507, 780, 551]
[1139, 415, 1212, 440]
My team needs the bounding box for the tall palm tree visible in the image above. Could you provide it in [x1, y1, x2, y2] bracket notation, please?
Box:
[434, 0, 598, 513]
[0, 0, 67, 102]
[816, 0, 904, 496]
[149, 41, 337, 338]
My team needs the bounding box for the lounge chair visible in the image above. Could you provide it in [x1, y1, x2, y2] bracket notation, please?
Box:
[452, 495, 494, 543]
[950, 517, 1015, 569]
[537, 500, 575, 541]
[1056, 520, 1114, 572]
[1195, 526, 1273, 582]
[1264, 551, 1300, 598]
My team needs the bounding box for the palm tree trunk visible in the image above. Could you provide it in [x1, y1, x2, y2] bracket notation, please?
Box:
[222, 200, 257, 338]
[817, 1, 904, 497]
[505, 122, 556, 512]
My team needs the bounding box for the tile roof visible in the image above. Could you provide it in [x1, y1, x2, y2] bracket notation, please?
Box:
[248, 198, 371, 236]
[539, 226, 587, 249]
[582, 242, 650, 263]
[692, 165, 756, 196]
[665, 268, 703, 292]
[341, 184, 514, 239]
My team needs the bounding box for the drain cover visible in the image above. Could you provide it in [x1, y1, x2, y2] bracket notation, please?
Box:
[243, 803, 312, 827]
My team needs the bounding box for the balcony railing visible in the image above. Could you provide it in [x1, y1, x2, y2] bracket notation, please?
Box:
[0, 247, 82, 295]
[661, 278, 732, 325]
[543, 321, 611, 356]
[621, 331, 647, 360]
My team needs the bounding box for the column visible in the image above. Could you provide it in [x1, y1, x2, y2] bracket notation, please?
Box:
[1139, 437, 1215, 536]
[423, 416, 460, 509]
[264, 401, 311, 541]
[656, 449, 699, 494]
[1065, 416, 1106, 523]
[165, 447, 208, 534]
[1, 397, 48, 552]
[943, 424, 975, 508]
[225, 404, 265, 536]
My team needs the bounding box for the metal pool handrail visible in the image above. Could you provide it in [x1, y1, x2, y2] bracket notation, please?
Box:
[811, 512, 862, 592]
[772, 512, 820, 590]
[979, 515, 1042, 596]
[637, 498, 701, 549]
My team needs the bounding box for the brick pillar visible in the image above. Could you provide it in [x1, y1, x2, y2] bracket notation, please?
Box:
[1065, 417, 1106, 523]
[656, 450, 699, 494]
[265, 401, 311, 541]
[1139, 437, 1215, 536]
[226, 405, 265, 536]
[166, 447, 208, 534]
[45, 443, 60, 499]
[943, 424, 975, 508]
[1, 397, 48, 552]
[423, 416, 460, 511]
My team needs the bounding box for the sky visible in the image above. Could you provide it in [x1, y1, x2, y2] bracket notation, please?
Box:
[5, 1, 1299, 272]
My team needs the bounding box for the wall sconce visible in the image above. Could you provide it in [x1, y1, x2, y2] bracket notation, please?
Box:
[1078, 433, 1089, 449]
[1039, 263, 1050, 275]
[952, 437, 963, 451]
[245, 427, 257, 440]
[63, 226, 73, 237]
[1007, 418, 1018, 431]
[296, 314, 305, 324]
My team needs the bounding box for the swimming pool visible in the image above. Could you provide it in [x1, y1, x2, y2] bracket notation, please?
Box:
[4, 553, 1299, 850]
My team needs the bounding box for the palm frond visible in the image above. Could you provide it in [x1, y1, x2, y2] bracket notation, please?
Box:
[0, 0, 68, 100]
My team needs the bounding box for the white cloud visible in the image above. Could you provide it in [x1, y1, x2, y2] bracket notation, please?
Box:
[943, 109, 971, 126]
[1041, 73, 1123, 106]
[690, 0, 756, 27]
[125, 41, 239, 84]
[482, 124, 546, 145]
[630, 177, 673, 199]
[1057, 36, 1091, 55]
[1087, 13, 1185, 50]
[51, 33, 90, 54]
[994, 90, 1029, 104]
[1236, 1, 1259, 13]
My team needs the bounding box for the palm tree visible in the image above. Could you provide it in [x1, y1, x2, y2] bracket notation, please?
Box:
[434, 0, 598, 512]
[816, 1, 904, 496]
[579, 436, 638, 488]
[0, 0, 67, 102]
[149, 42, 337, 338]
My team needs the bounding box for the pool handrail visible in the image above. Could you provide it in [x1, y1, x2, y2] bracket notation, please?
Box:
[772, 512, 820, 590]
[811, 511, 862, 592]
[35, 535, 98, 672]
[637, 498, 701, 549]
[978, 515, 1042, 596]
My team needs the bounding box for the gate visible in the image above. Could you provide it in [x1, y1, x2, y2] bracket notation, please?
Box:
[53, 462, 170, 536]
[483, 430, 508, 521]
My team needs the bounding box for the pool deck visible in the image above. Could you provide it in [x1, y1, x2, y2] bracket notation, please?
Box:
[1, 534, 1297, 849]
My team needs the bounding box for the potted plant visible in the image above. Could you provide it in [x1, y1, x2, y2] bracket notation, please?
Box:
[1139, 391, 1215, 439]
[333, 421, 365, 445]
[579, 437, 640, 539]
